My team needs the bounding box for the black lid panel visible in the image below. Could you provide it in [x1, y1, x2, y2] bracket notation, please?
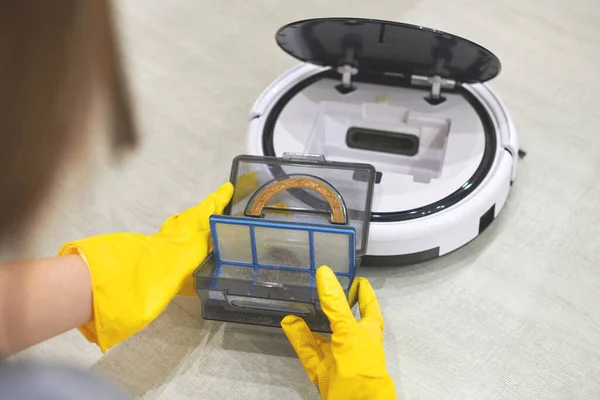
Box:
[276, 18, 501, 83]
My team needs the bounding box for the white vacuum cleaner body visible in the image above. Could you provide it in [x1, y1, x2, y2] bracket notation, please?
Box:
[246, 18, 519, 266]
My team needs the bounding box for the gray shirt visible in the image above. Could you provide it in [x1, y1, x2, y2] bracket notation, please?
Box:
[0, 361, 131, 400]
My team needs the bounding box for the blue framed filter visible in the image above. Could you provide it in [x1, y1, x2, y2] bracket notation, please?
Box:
[194, 153, 375, 332]
[210, 215, 356, 289]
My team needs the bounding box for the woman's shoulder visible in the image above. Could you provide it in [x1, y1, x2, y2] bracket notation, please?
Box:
[0, 361, 131, 400]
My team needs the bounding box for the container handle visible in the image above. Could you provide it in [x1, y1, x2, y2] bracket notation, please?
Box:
[244, 174, 347, 224]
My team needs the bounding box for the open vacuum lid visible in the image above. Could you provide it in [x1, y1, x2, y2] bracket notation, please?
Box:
[275, 18, 501, 83]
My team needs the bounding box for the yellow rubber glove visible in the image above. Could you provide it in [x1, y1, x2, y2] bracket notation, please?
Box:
[58, 182, 233, 353]
[281, 266, 396, 400]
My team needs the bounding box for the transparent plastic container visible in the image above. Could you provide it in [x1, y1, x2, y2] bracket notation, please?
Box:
[194, 153, 375, 331]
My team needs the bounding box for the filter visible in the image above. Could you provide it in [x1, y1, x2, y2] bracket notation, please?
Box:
[194, 153, 376, 331]
[211, 215, 356, 289]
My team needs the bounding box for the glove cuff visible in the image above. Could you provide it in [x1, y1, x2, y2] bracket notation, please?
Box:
[58, 234, 166, 353]
[58, 243, 102, 349]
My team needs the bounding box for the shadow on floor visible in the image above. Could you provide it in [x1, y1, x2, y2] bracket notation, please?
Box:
[358, 192, 518, 293]
[90, 303, 221, 398]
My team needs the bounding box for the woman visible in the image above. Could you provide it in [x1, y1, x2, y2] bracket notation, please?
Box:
[0, 1, 396, 399]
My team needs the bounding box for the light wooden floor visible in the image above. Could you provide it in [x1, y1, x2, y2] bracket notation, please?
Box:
[8, 0, 600, 399]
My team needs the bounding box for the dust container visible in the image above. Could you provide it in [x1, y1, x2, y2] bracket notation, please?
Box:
[194, 153, 375, 331]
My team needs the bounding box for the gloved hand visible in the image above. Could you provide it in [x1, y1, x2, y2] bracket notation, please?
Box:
[281, 266, 396, 400]
[58, 183, 233, 353]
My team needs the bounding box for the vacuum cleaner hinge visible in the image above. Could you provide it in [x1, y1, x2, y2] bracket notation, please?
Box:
[336, 64, 358, 94]
[411, 75, 455, 105]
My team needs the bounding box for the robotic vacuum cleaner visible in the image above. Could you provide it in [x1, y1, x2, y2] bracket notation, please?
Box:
[246, 18, 520, 266]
